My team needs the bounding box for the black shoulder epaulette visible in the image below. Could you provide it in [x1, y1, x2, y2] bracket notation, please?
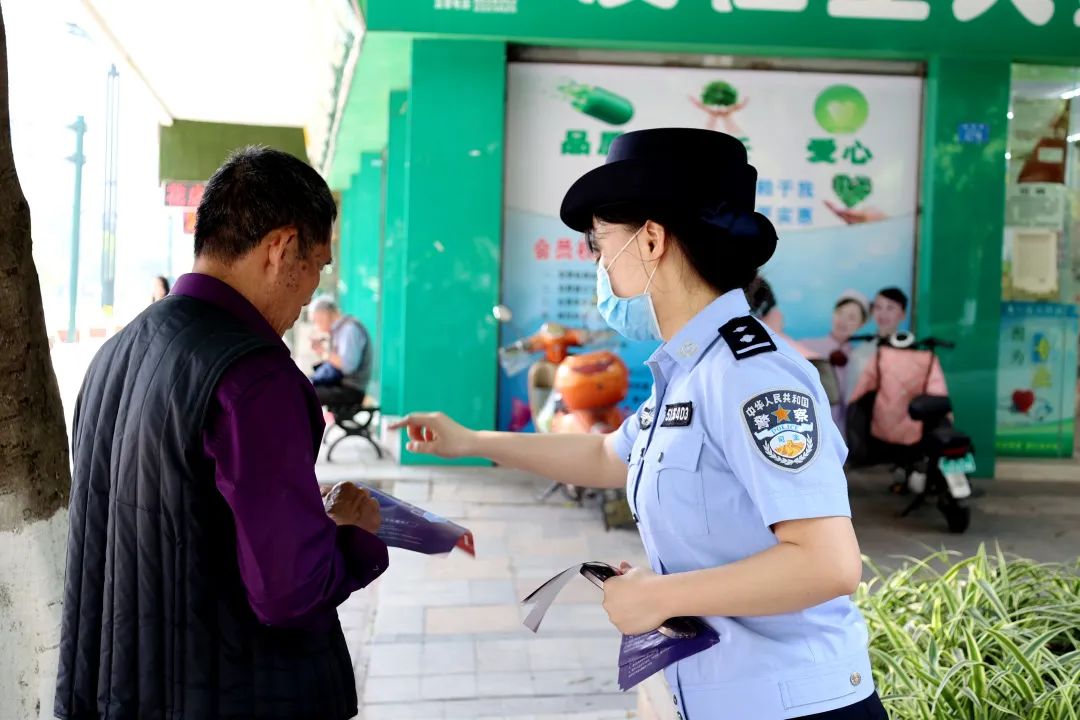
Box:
[719, 316, 777, 361]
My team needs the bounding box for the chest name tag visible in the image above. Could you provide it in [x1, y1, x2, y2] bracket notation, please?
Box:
[639, 406, 655, 430]
[661, 402, 693, 428]
[741, 390, 818, 471]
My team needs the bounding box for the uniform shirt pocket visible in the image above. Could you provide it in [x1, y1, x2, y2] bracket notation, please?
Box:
[650, 429, 709, 536]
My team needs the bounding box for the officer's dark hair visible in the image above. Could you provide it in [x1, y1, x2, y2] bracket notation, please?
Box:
[876, 286, 908, 312]
[194, 146, 336, 263]
[587, 202, 760, 294]
[745, 275, 776, 318]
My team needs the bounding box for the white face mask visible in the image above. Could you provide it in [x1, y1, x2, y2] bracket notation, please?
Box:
[595, 227, 662, 343]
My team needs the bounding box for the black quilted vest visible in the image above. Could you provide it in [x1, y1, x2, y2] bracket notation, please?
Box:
[54, 295, 358, 720]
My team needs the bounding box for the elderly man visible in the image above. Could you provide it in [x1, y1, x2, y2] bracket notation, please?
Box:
[55, 147, 388, 720]
[309, 296, 372, 407]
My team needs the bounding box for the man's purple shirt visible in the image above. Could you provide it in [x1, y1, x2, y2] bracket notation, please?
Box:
[172, 273, 387, 631]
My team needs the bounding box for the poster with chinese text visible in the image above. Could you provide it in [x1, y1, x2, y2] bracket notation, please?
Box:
[996, 302, 1078, 458]
[500, 62, 923, 431]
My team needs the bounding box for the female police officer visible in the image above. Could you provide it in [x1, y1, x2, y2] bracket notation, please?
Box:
[392, 129, 887, 720]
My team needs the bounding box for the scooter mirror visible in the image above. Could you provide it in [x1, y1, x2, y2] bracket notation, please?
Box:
[492, 305, 513, 323]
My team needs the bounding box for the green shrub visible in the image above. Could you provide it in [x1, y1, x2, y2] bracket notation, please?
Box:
[857, 546, 1080, 720]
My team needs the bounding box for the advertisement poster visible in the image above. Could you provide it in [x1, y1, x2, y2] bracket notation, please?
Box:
[499, 62, 923, 430]
[996, 302, 1078, 458]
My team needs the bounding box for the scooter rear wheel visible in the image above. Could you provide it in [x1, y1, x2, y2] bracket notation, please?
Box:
[937, 495, 971, 534]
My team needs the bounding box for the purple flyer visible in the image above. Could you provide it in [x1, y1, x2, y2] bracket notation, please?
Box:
[328, 483, 475, 557]
[617, 622, 720, 691]
[521, 562, 720, 690]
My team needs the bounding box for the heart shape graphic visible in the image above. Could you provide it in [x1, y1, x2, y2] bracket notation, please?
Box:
[826, 100, 860, 128]
[832, 175, 873, 209]
[1012, 389, 1035, 414]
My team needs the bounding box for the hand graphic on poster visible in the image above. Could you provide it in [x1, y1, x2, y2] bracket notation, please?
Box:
[689, 80, 749, 135]
[824, 200, 887, 225]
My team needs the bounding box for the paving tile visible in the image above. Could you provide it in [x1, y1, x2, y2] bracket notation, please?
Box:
[421, 640, 476, 675]
[373, 606, 425, 637]
[475, 670, 535, 698]
[421, 673, 479, 701]
[531, 669, 615, 697]
[367, 642, 423, 678]
[363, 675, 421, 704]
[475, 638, 531, 673]
[426, 556, 512, 581]
[379, 579, 470, 608]
[426, 604, 522, 635]
[507, 534, 590, 557]
[528, 637, 585, 671]
[468, 579, 518, 605]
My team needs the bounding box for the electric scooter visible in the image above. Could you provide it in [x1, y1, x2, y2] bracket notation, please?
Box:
[845, 333, 975, 533]
[499, 322, 636, 529]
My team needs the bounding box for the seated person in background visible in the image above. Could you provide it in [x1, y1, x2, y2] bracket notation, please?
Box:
[849, 338, 948, 450]
[309, 296, 372, 405]
[846, 286, 909, 401]
[801, 290, 869, 434]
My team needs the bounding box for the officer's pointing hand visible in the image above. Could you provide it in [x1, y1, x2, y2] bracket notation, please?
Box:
[389, 412, 474, 458]
[601, 562, 667, 636]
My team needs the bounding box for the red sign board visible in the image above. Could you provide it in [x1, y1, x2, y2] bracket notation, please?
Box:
[164, 181, 206, 208]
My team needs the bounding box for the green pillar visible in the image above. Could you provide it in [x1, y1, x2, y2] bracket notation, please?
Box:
[380, 90, 410, 417]
[338, 153, 385, 394]
[397, 39, 507, 466]
[918, 57, 1011, 478]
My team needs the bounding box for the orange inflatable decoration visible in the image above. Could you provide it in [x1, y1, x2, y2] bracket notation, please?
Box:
[554, 351, 629, 412]
[522, 323, 589, 365]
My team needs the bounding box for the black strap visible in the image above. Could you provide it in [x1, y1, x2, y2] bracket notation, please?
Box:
[719, 316, 777, 361]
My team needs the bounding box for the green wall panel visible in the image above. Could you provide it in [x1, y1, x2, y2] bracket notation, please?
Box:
[397, 39, 507, 466]
[380, 90, 410, 418]
[327, 34, 412, 190]
[917, 57, 1011, 479]
[338, 152, 384, 395]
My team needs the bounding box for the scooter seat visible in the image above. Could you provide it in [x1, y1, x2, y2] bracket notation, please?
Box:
[926, 426, 971, 455]
[909, 395, 952, 422]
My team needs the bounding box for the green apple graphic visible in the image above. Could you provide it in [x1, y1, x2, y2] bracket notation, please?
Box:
[814, 85, 869, 134]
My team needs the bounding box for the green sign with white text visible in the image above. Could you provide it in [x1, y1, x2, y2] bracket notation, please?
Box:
[365, 0, 1080, 61]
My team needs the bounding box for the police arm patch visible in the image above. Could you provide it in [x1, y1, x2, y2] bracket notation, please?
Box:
[741, 389, 819, 471]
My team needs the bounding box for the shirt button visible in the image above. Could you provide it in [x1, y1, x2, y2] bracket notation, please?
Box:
[673, 694, 679, 706]
[850, 672, 862, 687]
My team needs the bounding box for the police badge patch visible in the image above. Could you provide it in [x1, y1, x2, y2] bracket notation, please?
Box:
[741, 390, 818, 471]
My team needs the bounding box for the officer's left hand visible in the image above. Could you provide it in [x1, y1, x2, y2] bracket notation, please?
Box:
[601, 562, 668, 636]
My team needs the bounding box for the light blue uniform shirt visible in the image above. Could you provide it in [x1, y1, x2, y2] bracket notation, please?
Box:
[612, 290, 874, 720]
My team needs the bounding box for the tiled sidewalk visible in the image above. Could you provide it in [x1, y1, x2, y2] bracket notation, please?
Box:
[335, 470, 647, 720]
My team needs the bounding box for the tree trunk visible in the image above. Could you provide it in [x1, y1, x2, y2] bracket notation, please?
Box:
[0, 1, 73, 716]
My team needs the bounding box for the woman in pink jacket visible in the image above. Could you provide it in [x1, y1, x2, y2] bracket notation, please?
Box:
[848, 342, 949, 448]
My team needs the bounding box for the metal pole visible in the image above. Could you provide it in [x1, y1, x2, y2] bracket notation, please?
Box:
[101, 65, 119, 310]
[67, 116, 86, 343]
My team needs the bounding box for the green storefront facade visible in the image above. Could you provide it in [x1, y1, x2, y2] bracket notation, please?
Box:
[328, 1, 1080, 473]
